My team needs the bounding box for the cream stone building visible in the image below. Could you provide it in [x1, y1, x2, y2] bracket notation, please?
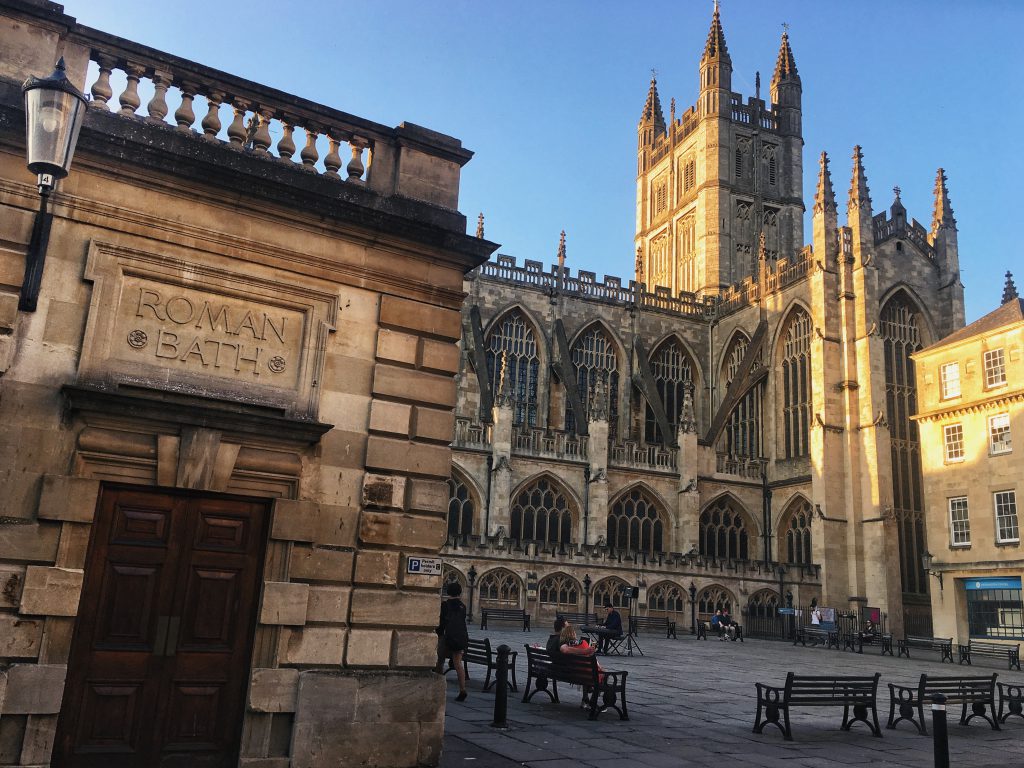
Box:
[913, 276, 1023, 644]
[0, 1, 494, 766]
[444, 6, 966, 640]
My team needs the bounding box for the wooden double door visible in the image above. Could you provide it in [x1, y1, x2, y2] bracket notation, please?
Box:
[55, 487, 269, 767]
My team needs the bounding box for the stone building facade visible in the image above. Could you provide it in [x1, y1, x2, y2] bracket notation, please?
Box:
[913, 277, 1023, 644]
[444, 7, 966, 640]
[0, 1, 493, 766]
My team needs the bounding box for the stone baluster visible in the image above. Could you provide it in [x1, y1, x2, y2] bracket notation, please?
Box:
[201, 91, 224, 141]
[277, 122, 296, 162]
[226, 99, 249, 146]
[174, 83, 197, 132]
[347, 137, 367, 183]
[251, 109, 273, 156]
[323, 133, 343, 178]
[118, 64, 144, 117]
[146, 70, 171, 124]
[300, 126, 319, 170]
[89, 56, 115, 110]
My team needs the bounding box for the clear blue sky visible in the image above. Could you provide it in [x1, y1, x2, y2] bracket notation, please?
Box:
[71, 0, 1022, 322]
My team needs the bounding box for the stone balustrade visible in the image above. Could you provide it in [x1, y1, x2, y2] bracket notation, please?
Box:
[475, 255, 712, 319]
[442, 534, 822, 584]
[715, 452, 767, 480]
[608, 440, 677, 472]
[511, 426, 588, 462]
[70, 25, 470, 206]
[454, 417, 492, 450]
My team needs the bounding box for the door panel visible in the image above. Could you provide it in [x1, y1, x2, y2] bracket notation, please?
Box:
[56, 487, 268, 768]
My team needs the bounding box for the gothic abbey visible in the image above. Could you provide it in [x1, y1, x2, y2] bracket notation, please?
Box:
[444, 6, 965, 635]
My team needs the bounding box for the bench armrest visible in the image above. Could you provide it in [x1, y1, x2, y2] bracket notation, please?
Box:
[888, 682, 915, 699]
[755, 683, 784, 704]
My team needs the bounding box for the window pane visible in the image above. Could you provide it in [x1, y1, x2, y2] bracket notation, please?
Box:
[967, 586, 1024, 639]
[940, 362, 960, 399]
[989, 413, 1012, 455]
[949, 496, 970, 546]
[943, 423, 964, 462]
[984, 349, 1006, 387]
[995, 491, 1019, 543]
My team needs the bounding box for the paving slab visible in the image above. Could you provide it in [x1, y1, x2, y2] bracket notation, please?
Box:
[438, 626, 1024, 766]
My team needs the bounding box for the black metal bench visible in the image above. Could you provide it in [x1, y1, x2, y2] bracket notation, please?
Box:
[753, 671, 881, 741]
[697, 620, 744, 641]
[461, 638, 518, 692]
[888, 673, 998, 734]
[843, 631, 894, 655]
[793, 626, 839, 649]
[896, 635, 953, 663]
[958, 640, 1022, 671]
[480, 607, 530, 631]
[521, 645, 628, 720]
[629, 615, 677, 638]
[998, 682, 1024, 724]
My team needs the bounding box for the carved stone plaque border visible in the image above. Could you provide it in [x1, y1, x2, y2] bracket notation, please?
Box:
[80, 240, 338, 420]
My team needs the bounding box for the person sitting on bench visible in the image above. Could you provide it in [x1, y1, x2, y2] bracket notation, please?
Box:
[598, 602, 623, 654]
[546, 615, 568, 655]
[721, 609, 738, 641]
[858, 619, 877, 643]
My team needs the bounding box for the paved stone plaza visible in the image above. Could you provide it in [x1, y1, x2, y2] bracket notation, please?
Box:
[439, 627, 1024, 767]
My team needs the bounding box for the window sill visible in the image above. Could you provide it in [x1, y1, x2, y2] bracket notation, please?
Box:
[949, 543, 972, 550]
[994, 539, 1020, 548]
[990, 449, 1013, 457]
[944, 458, 966, 465]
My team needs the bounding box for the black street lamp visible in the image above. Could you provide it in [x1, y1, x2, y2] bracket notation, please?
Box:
[467, 565, 478, 623]
[688, 581, 698, 635]
[583, 573, 592, 617]
[19, 58, 88, 312]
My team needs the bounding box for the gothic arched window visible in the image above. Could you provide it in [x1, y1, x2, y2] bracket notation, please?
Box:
[565, 325, 619, 434]
[447, 475, 475, 540]
[647, 581, 686, 613]
[781, 308, 812, 458]
[699, 498, 750, 560]
[746, 589, 780, 619]
[651, 233, 671, 287]
[881, 294, 927, 598]
[677, 215, 698, 293]
[510, 477, 574, 547]
[592, 577, 631, 609]
[721, 334, 763, 459]
[477, 568, 521, 608]
[696, 585, 735, 621]
[537, 573, 580, 612]
[645, 338, 693, 444]
[607, 487, 665, 555]
[486, 310, 540, 426]
[781, 498, 813, 565]
[441, 565, 466, 595]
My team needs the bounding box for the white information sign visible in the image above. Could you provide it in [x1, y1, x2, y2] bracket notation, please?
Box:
[406, 557, 442, 576]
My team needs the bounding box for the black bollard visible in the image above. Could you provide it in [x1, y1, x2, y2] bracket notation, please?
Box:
[931, 693, 949, 768]
[491, 644, 510, 729]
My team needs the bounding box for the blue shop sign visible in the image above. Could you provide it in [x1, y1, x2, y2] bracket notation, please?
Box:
[963, 577, 1022, 591]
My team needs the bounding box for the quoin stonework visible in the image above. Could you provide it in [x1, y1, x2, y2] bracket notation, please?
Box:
[0, 0, 494, 766]
[445, 6, 965, 646]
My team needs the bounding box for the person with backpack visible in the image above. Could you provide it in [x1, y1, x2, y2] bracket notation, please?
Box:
[434, 582, 470, 701]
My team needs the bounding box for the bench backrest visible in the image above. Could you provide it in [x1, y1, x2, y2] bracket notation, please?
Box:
[484, 608, 527, 617]
[785, 672, 880, 703]
[632, 616, 668, 625]
[524, 645, 598, 687]
[463, 638, 491, 665]
[906, 635, 952, 644]
[968, 640, 1019, 652]
[561, 612, 598, 626]
[919, 673, 996, 699]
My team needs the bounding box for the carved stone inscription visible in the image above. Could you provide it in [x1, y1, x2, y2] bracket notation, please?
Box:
[116, 279, 303, 388]
[80, 241, 339, 419]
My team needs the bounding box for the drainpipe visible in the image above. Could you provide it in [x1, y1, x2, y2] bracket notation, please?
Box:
[583, 465, 591, 544]
[484, 454, 493, 535]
